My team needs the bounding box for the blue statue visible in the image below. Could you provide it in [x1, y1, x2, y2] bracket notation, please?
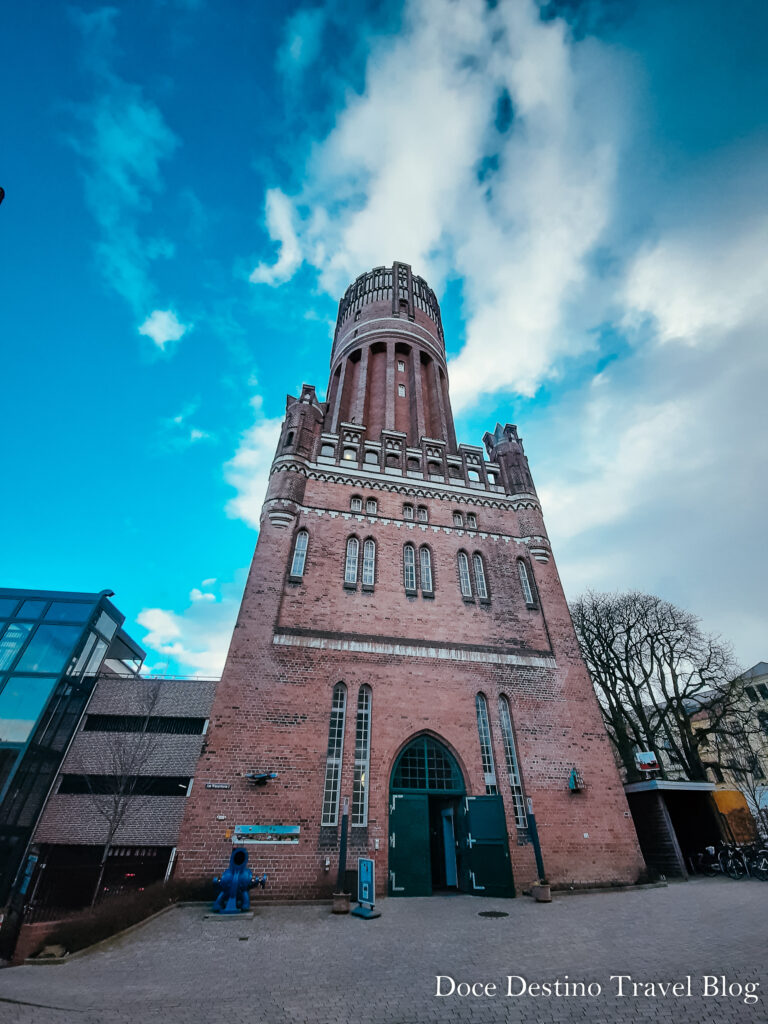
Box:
[212, 848, 267, 913]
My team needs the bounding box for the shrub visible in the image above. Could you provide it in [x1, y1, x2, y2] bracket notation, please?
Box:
[32, 878, 213, 957]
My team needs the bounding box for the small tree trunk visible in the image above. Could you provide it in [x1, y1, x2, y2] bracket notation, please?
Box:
[91, 844, 111, 907]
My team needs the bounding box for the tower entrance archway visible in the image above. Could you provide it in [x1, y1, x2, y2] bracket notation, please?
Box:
[388, 735, 515, 898]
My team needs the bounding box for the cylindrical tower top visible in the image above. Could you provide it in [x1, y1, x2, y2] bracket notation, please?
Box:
[325, 262, 456, 450]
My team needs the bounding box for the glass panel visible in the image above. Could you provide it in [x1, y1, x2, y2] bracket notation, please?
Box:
[458, 553, 472, 597]
[16, 625, 80, 674]
[403, 545, 416, 591]
[17, 600, 46, 619]
[417, 507, 428, 522]
[453, 513, 463, 526]
[45, 601, 94, 624]
[518, 561, 534, 604]
[0, 599, 19, 618]
[290, 531, 308, 577]
[69, 631, 97, 677]
[344, 538, 359, 584]
[352, 687, 371, 827]
[403, 505, 413, 520]
[84, 638, 108, 676]
[475, 694, 498, 793]
[0, 676, 57, 743]
[420, 548, 433, 593]
[351, 497, 362, 511]
[95, 611, 118, 640]
[473, 554, 488, 599]
[393, 737, 462, 792]
[499, 697, 527, 828]
[0, 622, 32, 671]
[321, 685, 347, 825]
[362, 540, 376, 586]
[0, 747, 20, 795]
[366, 499, 377, 514]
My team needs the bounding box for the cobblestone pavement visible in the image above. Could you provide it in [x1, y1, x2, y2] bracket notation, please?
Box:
[0, 878, 766, 1024]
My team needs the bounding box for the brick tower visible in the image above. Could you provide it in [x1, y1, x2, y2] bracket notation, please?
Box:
[176, 262, 644, 898]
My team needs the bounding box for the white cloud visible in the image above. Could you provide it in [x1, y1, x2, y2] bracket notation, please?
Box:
[137, 573, 247, 676]
[623, 216, 768, 346]
[224, 393, 283, 529]
[189, 588, 216, 602]
[201, 577, 217, 587]
[249, 189, 302, 286]
[139, 309, 191, 350]
[277, 7, 326, 84]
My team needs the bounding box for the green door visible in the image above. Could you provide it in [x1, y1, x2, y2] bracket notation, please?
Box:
[458, 795, 515, 898]
[388, 793, 431, 896]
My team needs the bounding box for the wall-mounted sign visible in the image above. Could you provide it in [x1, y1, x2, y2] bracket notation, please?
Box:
[233, 825, 300, 845]
[205, 783, 232, 790]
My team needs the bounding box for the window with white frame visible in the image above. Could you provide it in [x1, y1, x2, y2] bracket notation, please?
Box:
[420, 546, 433, 594]
[351, 686, 372, 826]
[403, 504, 414, 520]
[350, 496, 363, 512]
[345, 537, 359, 584]
[290, 530, 308, 578]
[467, 513, 477, 529]
[403, 544, 417, 591]
[417, 506, 428, 523]
[475, 693, 498, 794]
[457, 552, 472, 598]
[397, 360, 405, 372]
[453, 512, 463, 527]
[321, 684, 347, 825]
[362, 539, 376, 587]
[518, 559, 534, 605]
[499, 695, 527, 829]
[473, 553, 488, 600]
[398, 384, 406, 397]
[366, 498, 378, 515]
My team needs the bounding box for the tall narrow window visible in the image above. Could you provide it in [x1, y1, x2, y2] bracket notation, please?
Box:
[350, 496, 363, 512]
[345, 538, 359, 584]
[467, 513, 477, 529]
[352, 686, 371, 826]
[403, 544, 417, 592]
[419, 546, 433, 594]
[362, 539, 376, 587]
[458, 552, 472, 598]
[499, 696, 527, 829]
[321, 684, 347, 826]
[453, 512, 463, 527]
[366, 498, 378, 514]
[473, 554, 488, 599]
[403, 504, 414, 520]
[475, 693, 498, 794]
[518, 559, 534, 605]
[290, 530, 308, 578]
[417, 506, 428, 523]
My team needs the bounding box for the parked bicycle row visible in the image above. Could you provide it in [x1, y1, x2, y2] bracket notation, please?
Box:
[695, 841, 768, 879]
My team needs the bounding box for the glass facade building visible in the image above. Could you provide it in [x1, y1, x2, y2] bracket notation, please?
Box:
[0, 588, 144, 908]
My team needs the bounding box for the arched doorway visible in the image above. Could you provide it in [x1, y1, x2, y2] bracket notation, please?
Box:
[388, 735, 515, 898]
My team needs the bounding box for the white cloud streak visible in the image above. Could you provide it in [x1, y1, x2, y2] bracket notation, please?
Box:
[139, 309, 191, 350]
[224, 393, 284, 528]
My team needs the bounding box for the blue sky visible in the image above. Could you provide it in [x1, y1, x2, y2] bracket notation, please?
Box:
[2, 0, 766, 674]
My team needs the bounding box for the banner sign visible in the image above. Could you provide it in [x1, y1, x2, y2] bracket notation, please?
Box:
[358, 857, 375, 906]
[233, 825, 300, 844]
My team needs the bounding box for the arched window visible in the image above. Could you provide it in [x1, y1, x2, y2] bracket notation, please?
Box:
[362, 539, 376, 587]
[453, 512, 463, 527]
[475, 693, 498, 794]
[499, 696, 527, 829]
[518, 559, 534, 605]
[366, 498, 377, 514]
[364, 450, 378, 464]
[284, 430, 294, 448]
[457, 552, 472, 598]
[342, 447, 357, 461]
[419, 546, 433, 594]
[417, 506, 428, 523]
[403, 544, 417, 592]
[467, 469, 480, 482]
[320, 443, 335, 458]
[350, 496, 362, 512]
[351, 686, 372, 827]
[467, 513, 477, 530]
[473, 553, 488, 600]
[428, 461, 441, 477]
[403, 504, 414, 520]
[290, 530, 308, 578]
[345, 537, 359, 585]
[321, 684, 347, 826]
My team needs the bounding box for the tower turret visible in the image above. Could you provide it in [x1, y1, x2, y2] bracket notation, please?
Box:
[483, 422, 537, 497]
[325, 261, 457, 450]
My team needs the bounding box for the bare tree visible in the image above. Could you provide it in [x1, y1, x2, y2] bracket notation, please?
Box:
[570, 591, 742, 783]
[84, 681, 164, 905]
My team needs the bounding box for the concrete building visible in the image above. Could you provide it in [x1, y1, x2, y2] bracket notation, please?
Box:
[175, 262, 645, 898]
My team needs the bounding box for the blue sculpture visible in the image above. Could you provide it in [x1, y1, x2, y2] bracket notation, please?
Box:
[212, 848, 267, 913]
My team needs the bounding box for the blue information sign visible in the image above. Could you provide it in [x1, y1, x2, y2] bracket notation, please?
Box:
[358, 857, 374, 906]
